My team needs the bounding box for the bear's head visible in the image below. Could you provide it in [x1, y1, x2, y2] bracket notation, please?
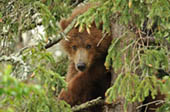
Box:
[60, 19, 111, 72]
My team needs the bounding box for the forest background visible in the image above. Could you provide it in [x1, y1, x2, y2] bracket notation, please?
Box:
[0, 0, 169, 112]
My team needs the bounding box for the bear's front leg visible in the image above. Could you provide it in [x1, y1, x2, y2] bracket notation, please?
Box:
[58, 72, 92, 106]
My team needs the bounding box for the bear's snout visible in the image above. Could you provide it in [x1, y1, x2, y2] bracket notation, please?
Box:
[77, 63, 86, 71]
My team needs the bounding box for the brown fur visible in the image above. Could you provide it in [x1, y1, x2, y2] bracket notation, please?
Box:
[60, 3, 97, 30]
[58, 3, 112, 107]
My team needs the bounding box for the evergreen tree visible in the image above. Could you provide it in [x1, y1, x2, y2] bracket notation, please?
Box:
[0, 0, 169, 112]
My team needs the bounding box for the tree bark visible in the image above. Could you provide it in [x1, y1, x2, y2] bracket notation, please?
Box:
[102, 22, 142, 112]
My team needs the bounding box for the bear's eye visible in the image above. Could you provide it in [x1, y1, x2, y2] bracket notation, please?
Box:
[86, 44, 91, 49]
[72, 45, 77, 50]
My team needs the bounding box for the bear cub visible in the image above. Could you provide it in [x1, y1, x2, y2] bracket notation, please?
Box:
[58, 3, 112, 107]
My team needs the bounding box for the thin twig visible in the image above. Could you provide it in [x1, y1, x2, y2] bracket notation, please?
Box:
[97, 33, 107, 47]
[136, 100, 165, 109]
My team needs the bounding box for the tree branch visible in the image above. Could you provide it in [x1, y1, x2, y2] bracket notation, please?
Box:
[45, 0, 89, 49]
[45, 18, 77, 49]
[136, 100, 165, 109]
[72, 97, 104, 112]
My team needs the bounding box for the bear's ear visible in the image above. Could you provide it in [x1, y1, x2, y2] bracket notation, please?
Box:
[60, 19, 69, 30]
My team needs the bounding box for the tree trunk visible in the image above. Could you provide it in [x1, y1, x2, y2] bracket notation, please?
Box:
[103, 22, 141, 112]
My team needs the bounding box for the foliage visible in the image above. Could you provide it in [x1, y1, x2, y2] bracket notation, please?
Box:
[0, 0, 72, 111]
[74, 0, 170, 111]
[104, 35, 169, 111]
[53, 56, 69, 76]
[156, 76, 170, 112]
[34, 0, 71, 38]
[0, 44, 70, 111]
[0, 0, 71, 55]
[77, 0, 170, 41]
[0, 65, 40, 98]
[0, 65, 41, 112]
[0, 0, 169, 112]
[0, 61, 71, 112]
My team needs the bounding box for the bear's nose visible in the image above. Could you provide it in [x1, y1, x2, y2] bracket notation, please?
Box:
[77, 63, 86, 71]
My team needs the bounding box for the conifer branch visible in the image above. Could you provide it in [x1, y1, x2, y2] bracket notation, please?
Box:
[45, 18, 77, 49]
[136, 100, 165, 109]
[45, 0, 89, 49]
[72, 97, 104, 112]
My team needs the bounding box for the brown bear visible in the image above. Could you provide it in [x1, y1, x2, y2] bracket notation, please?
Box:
[58, 3, 112, 107]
